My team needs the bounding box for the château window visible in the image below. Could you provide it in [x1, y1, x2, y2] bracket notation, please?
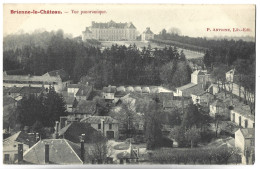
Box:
[109, 124, 112, 129]
[98, 123, 101, 129]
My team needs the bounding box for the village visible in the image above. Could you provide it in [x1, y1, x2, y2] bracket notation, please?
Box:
[3, 65, 255, 164]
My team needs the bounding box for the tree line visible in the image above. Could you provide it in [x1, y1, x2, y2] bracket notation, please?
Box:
[3, 30, 191, 89]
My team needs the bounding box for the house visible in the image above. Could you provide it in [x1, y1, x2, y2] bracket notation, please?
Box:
[235, 128, 255, 164]
[58, 122, 104, 143]
[141, 27, 154, 41]
[3, 72, 64, 93]
[69, 100, 96, 119]
[67, 84, 92, 101]
[82, 20, 136, 41]
[191, 90, 214, 105]
[230, 106, 255, 128]
[6, 86, 45, 99]
[42, 69, 71, 89]
[3, 131, 36, 164]
[191, 70, 211, 87]
[102, 86, 116, 100]
[175, 83, 202, 97]
[226, 69, 235, 82]
[63, 96, 76, 112]
[81, 116, 119, 140]
[209, 100, 230, 119]
[22, 139, 85, 164]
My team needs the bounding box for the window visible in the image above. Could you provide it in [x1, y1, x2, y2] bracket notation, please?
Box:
[109, 124, 112, 130]
[98, 123, 101, 129]
[253, 123, 255, 128]
[245, 120, 248, 128]
[4, 154, 10, 162]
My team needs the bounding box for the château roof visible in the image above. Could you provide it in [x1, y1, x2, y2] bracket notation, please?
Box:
[91, 20, 136, 29]
[143, 27, 154, 34]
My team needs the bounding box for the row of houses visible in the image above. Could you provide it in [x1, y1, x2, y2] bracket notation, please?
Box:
[3, 69, 71, 93]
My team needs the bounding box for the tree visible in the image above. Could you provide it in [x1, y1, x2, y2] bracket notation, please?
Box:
[42, 85, 67, 127]
[185, 126, 201, 148]
[145, 99, 163, 150]
[181, 103, 200, 130]
[87, 132, 113, 164]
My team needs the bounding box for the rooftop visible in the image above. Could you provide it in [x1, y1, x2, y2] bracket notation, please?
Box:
[3, 131, 36, 147]
[91, 20, 136, 29]
[176, 83, 197, 91]
[81, 116, 119, 124]
[23, 139, 83, 164]
[143, 27, 154, 34]
[73, 100, 96, 115]
[58, 122, 103, 143]
[43, 69, 70, 82]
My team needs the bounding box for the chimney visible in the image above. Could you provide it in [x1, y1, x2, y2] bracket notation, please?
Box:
[80, 134, 85, 163]
[18, 144, 23, 164]
[100, 119, 105, 134]
[54, 121, 59, 139]
[45, 144, 49, 164]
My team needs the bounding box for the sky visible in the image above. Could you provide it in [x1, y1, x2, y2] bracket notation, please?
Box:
[3, 4, 256, 38]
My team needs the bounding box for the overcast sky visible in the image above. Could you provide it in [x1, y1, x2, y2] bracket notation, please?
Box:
[3, 4, 255, 38]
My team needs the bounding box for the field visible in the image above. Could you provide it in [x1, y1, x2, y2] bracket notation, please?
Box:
[101, 41, 204, 60]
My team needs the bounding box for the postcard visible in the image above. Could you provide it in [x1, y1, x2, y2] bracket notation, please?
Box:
[2, 3, 256, 165]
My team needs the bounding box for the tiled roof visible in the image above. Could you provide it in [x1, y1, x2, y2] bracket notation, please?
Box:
[3, 74, 61, 82]
[91, 20, 136, 29]
[83, 27, 92, 33]
[239, 128, 255, 139]
[176, 83, 197, 91]
[191, 89, 207, 96]
[76, 86, 92, 97]
[58, 122, 102, 143]
[81, 116, 119, 124]
[3, 131, 36, 147]
[19, 87, 45, 94]
[64, 96, 76, 105]
[23, 139, 83, 164]
[143, 27, 154, 34]
[115, 91, 127, 97]
[73, 100, 96, 115]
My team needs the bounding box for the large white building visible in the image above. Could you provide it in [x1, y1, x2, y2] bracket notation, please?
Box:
[82, 20, 136, 41]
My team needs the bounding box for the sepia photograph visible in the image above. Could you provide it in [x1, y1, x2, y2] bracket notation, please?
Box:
[2, 2, 256, 166]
